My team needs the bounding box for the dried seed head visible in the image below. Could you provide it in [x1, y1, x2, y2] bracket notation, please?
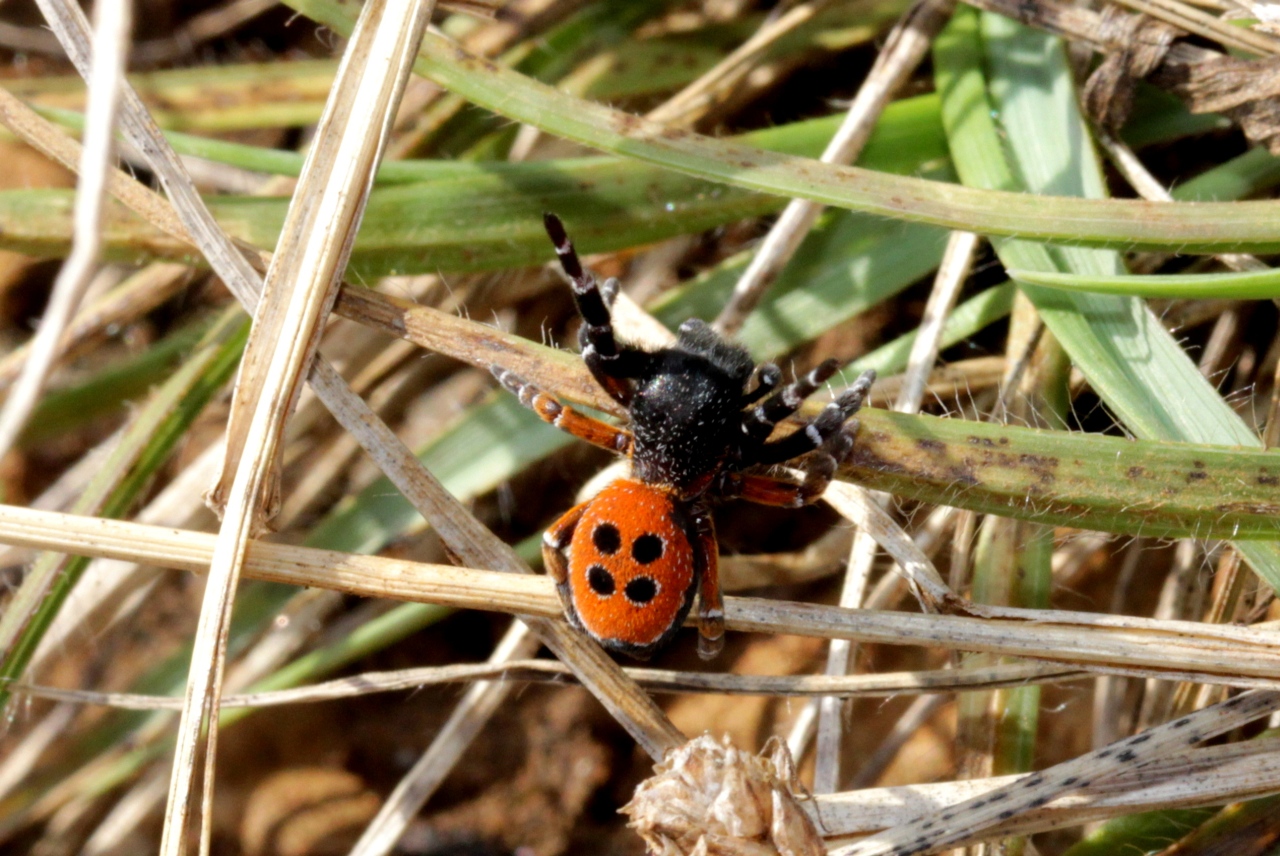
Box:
[623, 734, 823, 856]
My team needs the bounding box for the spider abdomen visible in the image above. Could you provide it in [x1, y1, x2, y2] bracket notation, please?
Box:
[563, 479, 699, 658]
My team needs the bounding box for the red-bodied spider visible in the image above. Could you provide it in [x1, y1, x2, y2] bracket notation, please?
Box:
[492, 214, 875, 660]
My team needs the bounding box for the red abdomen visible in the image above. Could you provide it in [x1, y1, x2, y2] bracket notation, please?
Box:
[567, 479, 697, 653]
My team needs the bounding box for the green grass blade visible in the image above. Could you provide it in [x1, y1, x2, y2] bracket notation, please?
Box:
[843, 409, 1280, 540]
[5, 97, 949, 277]
[935, 8, 1280, 589]
[270, 0, 1280, 253]
[1008, 266, 1280, 299]
[42, 90, 948, 183]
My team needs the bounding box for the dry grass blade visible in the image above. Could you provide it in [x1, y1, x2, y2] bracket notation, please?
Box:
[831, 691, 1280, 855]
[161, 1, 439, 852]
[12, 661, 1084, 709]
[0, 0, 131, 460]
[0, 89, 193, 244]
[817, 738, 1280, 837]
[8, 504, 1280, 688]
[894, 232, 981, 413]
[1108, 0, 1280, 55]
[819, 480, 953, 610]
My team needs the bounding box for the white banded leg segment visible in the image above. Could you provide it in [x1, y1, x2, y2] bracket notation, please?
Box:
[755, 369, 875, 466]
[742, 362, 782, 406]
[747, 358, 842, 442]
[491, 365, 634, 454]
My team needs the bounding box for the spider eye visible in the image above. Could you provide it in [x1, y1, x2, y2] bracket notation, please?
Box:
[592, 523, 621, 555]
[624, 576, 658, 605]
[587, 565, 616, 596]
[631, 534, 664, 564]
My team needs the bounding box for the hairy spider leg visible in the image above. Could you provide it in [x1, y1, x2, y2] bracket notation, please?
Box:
[543, 212, 648, 406]
[691, 506, 724, 660]
[542, 501, 586, 621]
[741, 362, 783, 407]
[722, 434, 845, 509]
[753, 369, 876, 466]
[491, 367, 633, 455]
[744, 358, 842, 444]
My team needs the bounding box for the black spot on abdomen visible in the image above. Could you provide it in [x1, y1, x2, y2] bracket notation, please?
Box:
[625, 576, 657, 604]
[592, 522, 621, 555]
[632, 533, 664, 564]
[587, 565, 615, 596]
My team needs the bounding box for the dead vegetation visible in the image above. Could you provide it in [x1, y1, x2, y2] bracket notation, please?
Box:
[2, 0, 1280, 854]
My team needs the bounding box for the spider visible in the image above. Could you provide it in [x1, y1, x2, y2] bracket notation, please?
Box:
[492, 214, 875, 660]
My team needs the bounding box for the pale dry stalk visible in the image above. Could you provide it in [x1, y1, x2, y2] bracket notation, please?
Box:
[161, 1, 440, 852]
[0, 0, 132, 459]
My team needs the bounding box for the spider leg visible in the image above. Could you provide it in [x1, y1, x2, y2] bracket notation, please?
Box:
[543, 502, 587, 626]
[491, 367, 633, 455]
[690, 506, 724, 660]
[741, 362, 782, 407]
[752, 369, 874, 466]
[720, 440, 844, 508]
[743, 359, 841, 444]
[544, 213, 647, 405]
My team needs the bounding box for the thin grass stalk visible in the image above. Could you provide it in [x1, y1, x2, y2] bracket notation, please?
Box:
[0, 0, 131, 459]
[713, 0, 954, 335]
[814, 228, 978, 793]
[13, 660, 1083, 709]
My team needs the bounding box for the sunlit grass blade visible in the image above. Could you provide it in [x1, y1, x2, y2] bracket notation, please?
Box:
[40, 90, 948, 183]
[1008, 266, 1280, 299]
[4, 96, 949, 277]
[271, 0, 1280, 253]
[935, 7, 1280, 588]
